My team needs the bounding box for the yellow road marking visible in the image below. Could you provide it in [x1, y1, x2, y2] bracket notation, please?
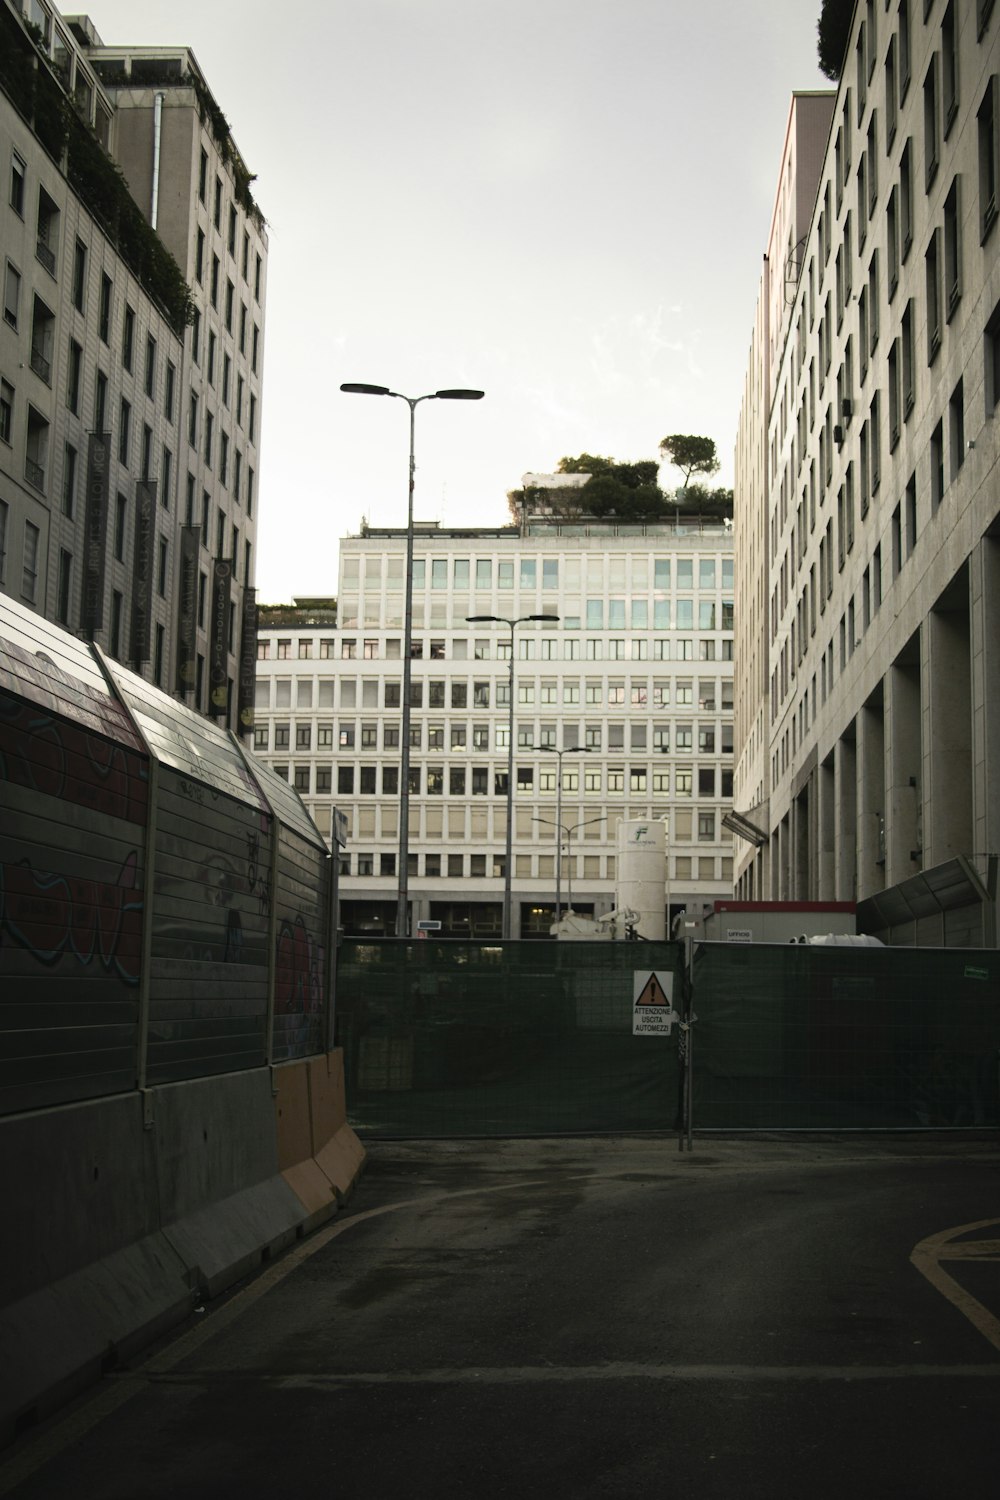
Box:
[910, 1219, 1000, 1355]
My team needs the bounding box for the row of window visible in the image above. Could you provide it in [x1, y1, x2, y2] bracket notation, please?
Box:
[275, 761, 733, 801]
[342, 556, 735, 591]
[339, 850, 729, 880]
[259, 719, 732, 753]
[256, 675, 735, 714]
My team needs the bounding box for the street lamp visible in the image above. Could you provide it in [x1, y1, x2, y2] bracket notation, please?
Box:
[533, 815, 607, 913]
[466, 613, 560, 939]
[342, 383, 483, 938]
[529, 745, 597, 922]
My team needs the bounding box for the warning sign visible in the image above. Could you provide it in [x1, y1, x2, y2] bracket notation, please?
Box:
[632, 971, 680, 1036]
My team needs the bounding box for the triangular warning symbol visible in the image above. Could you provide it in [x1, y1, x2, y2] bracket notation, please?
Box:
[636, 973, 669, 1006]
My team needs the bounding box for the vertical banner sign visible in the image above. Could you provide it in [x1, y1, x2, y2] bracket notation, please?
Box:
[208, 556, 232, 717]
[130, 478, 157, 665]
[80, 432, 111, 638]
[175, 524, 200, 695]
[237, 585, 257, 735]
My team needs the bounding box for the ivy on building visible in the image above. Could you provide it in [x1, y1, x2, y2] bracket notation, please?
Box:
[1, 7, 196, 335]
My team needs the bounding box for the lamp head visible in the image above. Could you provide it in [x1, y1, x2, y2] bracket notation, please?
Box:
[434, 389, 485, 400]
[340, 383, 392, 396]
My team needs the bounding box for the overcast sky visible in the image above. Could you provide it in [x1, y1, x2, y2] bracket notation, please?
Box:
[89, 0, 829, 602]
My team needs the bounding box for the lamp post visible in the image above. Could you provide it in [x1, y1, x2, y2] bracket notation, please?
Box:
[466, 613, 559, 939]
[529, 745, 596, 923]
[341, 383, 483, 938]
[533, 815, 607, 912]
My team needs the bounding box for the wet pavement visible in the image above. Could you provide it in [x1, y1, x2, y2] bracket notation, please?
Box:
[3, 1134, 1000, 1499]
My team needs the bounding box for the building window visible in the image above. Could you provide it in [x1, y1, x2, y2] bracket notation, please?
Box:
[0, 379, 12, 445]
[925, 55, 941, 190]
[56, 548, 72, 624]
[9, 150, 25, 216]
[98, 272, 111, 341]
[22, 520, 39, 601]
[979, 77, 998, 240]
[71, 238, 86, 312]
[4, 260, 21, 330]
[900, 138, 913, 258]
[62, 442, 77, 517]
[25, 406, 49, 492]
[122, 304, 135, 371]
[949, 379, 965, 479]
[931, 421, 945, 508]
[942, 1, 958, 136]
[926, 230, 942, 362]
[67, 339, 82, 414]
[944, 176, 962, 320]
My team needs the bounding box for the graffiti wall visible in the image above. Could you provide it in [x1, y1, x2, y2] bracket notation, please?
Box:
[0, 682, 148, 1114]
[0, 596, 334, 1117]
[272, 826, 329, 1061]
[145, 768, 273, 1084]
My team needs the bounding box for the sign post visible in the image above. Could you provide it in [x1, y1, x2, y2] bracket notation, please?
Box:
[631, 970, 679, 1036]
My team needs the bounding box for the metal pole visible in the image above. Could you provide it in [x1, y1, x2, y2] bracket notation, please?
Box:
[503, 621, 515, 939]
[397, 398, 417, 938]
[554, 749, 563, 923]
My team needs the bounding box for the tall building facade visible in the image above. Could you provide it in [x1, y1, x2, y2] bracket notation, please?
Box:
[253, 514, 736, 939]
[733, 0, 1000, 925]
[0, 2, 265, 726]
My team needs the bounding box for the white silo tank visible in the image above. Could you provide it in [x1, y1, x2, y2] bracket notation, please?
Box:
[615, 819, 668, 940]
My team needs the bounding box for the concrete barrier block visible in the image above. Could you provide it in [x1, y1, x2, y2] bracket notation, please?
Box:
[0, 1231, 191, 1441]
[163, 1177, 304, 1297]
[0, 1094, 157, 1308]
[307, 1051, 339, 1144]
[152, 1070, 283, 1222]
[281, 1159, 338, 1232]
[273, 1061, 313, 1172]
[315, 1124, 366, 1201]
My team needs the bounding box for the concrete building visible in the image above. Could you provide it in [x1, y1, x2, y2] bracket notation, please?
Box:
[733, 0, 1000, 941]
[253, 508, 736, 939]
[0, 1, 265, 727]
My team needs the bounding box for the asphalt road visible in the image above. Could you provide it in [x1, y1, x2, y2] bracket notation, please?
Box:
[3, 1134, 1000, 1500]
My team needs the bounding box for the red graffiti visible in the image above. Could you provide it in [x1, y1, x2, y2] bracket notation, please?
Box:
[0, 693, 147, 824]
[275, 915, 324, 1014]
[0, 852, 143, 983]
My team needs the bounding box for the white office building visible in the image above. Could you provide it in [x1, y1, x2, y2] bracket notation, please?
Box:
[733, 0, 1000, 942]
[254, 510, 736, 939]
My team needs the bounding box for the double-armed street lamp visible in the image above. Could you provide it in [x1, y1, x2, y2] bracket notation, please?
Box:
[341, 383, 483, 938]
[528, 744, 597, 922]
[532, 815, 608, 914]
[465, 612, 560, 940]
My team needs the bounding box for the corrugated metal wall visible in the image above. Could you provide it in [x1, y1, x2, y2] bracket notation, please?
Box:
[0, 597, 333, 1117]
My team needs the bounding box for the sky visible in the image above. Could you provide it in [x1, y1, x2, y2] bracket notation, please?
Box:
[88, 0, 829, 603]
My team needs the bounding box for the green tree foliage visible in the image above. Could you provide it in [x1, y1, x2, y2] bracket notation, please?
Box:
[659, 434, 720, 489]
[817, 0, 853, 80]
[508, 438, 732, 522]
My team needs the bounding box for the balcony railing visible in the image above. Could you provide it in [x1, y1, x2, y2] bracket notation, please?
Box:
[30, 346, 50, 383]
[35, 239, 55, 275]
[24, 457, 45, 492]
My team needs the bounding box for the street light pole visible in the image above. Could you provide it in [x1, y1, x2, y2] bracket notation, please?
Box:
[467, 613, 559, 939]
[530, 745, 596, 923]
[341, 383, 483, 938]
[532, 814, 607, 916]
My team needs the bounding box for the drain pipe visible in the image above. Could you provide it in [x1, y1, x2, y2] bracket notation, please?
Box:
[151, 92, 164, 229]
